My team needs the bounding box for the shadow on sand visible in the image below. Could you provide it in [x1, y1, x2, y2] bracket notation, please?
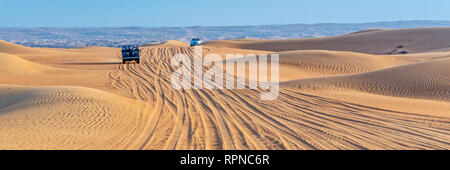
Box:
[61, 62, 123, 65]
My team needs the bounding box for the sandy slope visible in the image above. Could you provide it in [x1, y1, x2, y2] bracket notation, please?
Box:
[0, 27, 449, 150]
[203, 27, 450, 54]
[281, 57, 450, 101]
[107, 46, 450, 149]
[0, 53, 57, 76]
[0, 84, 145, 149]
[0, 40, 120, 70]
[0, 42, 127, 96]
[0, 40, 57, 55]
[298, 89, 450, 118]
[143, 40, 189, 47]
[276, 50, 411, 80]
[224, 49, 438, 81]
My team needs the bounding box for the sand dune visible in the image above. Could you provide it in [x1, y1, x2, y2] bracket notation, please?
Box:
[0, 40, 62, 56]
[282, 57, 450, 101]
[105, 46, 450, 149]
[298, 89, 450, 118]
[143, 40, 189, 47]
[0, 40, 120, 70]
[0, 84, 144, 149]
[0, 42, 127, 97]
[204, 28, 450, 54]
[222, 50, 410, 81]
[0, 53, 57, 76]
[226, 49, 426, 81]
[346, 28, 386, 35]
[0, 27, 449, 150]
[0, 40, 45, 54]
[276, 50, 410, 80]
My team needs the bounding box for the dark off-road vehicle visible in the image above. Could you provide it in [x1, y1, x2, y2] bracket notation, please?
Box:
[122, 45, 140, 64]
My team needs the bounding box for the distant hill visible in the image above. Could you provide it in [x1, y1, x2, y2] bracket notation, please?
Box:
[1, 20, 450, 48]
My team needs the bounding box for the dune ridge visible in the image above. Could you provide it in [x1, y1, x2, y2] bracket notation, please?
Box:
[282, 57, 450, 101]
[346, 28, 387, 35]
[276, 50, 409, 80]
[143, 40, 188, 47]
[204, 28, 450, 54]
[0, 53, 57, 76]
[0, 40, 59, 55]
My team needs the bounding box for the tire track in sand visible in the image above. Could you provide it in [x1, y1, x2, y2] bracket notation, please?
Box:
[108, 46, 450, 150]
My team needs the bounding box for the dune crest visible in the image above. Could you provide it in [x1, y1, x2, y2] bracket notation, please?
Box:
[0, 40, 33, 52]
[0, 53, 57, 76]
[282, 57, 450, 101]
[0, 40, 58, 55]
[346, 28, 387, 35]
[143, 40, 188, 47]
[276, 50, 409, 80]
[204, 28, 450, 54]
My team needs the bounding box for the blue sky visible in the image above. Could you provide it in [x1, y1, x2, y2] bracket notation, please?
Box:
[0, 0, 449, 27]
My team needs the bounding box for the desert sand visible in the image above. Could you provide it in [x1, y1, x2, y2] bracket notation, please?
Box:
[0, 28, 449, 150]
[203, 27, 450, 54]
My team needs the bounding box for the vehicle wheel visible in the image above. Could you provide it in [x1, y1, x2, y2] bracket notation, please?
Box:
[122, 60, 126, 64]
